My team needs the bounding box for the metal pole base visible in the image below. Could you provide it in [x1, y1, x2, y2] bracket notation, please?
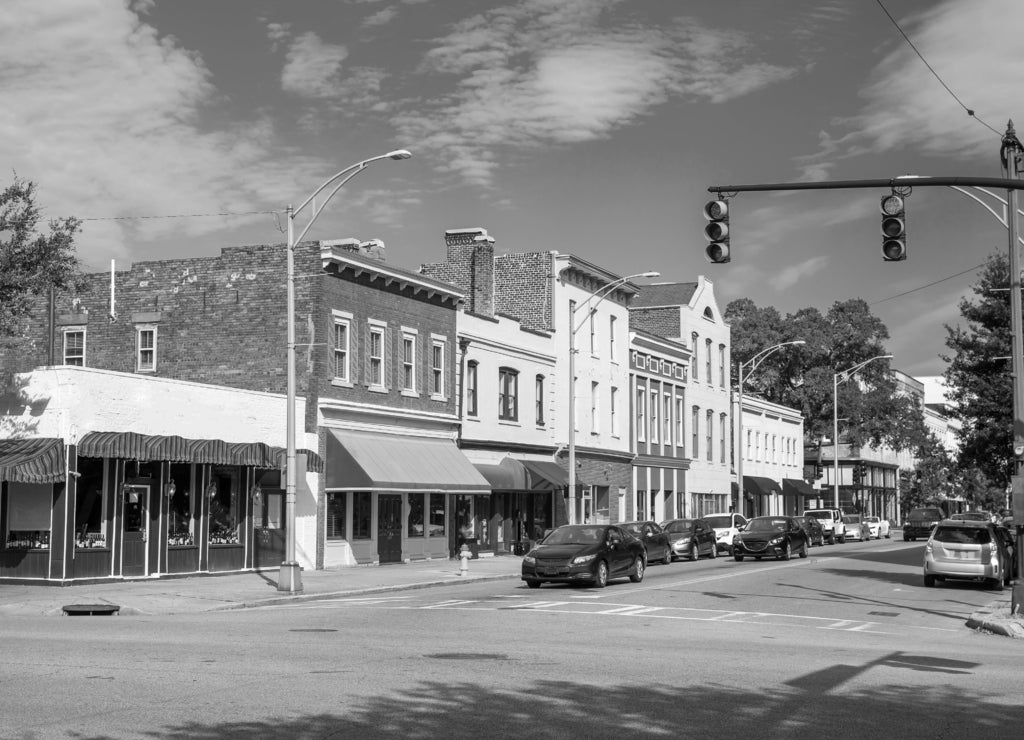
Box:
[1012, 583, 1024, 617]
[277, 561, 303, 593]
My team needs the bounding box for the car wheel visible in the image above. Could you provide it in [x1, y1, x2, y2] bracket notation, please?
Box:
[885, 532, 891, 539]
[780, 541, 792, 561]
[630, 556, 645, 583]
[663, 546, 673, 565]
[924, 574, 936, 588]
[989, 572, 1004, 591]
[690, 543, 699, 562]
[754, 556, 762, 561]
[593, 560, 609, 588]
[799, 541, 808, 559]
[734, 553, 744, 562]
[828, 533, 836, 545]
[525, 579, 541, 589]
[710, 544, 718, 559]
[839, 535, 846, 544]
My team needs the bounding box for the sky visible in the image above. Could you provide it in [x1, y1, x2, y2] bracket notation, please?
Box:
[2, 0, 1021, 378]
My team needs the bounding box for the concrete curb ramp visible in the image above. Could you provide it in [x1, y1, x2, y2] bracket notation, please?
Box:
[966, 607, 1024, 638]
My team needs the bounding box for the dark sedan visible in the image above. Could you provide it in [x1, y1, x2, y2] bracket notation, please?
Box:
[660, 518, 718, 561]
[521, 525, 646, 588]
[798, 515, 826, 547]
[621, 520, 673, 565]
[732, 516, 809, 561]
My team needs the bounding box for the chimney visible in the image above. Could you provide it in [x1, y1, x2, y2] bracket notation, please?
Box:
[444, 228, 494, 316]
[359, 238, 386, 262]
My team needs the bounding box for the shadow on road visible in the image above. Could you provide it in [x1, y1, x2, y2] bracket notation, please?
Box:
[106, 663, 1023, 739]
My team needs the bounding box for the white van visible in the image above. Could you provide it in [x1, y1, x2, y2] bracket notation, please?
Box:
[703, 512, 749, 554]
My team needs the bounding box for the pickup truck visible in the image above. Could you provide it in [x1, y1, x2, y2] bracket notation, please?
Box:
[803, 508, 846, 544]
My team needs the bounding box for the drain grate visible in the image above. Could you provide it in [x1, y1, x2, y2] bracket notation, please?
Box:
[290, 628, 338, 632]
[867, 611, 900, 617]
[425, 653, 509, 661]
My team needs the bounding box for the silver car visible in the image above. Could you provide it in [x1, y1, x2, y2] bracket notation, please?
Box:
[923, 519, 1010, 590]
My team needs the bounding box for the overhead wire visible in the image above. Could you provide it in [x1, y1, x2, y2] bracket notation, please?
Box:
[870, 262, 985, 306]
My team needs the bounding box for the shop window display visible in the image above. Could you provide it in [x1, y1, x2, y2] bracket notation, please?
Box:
[209, 466, 240, 544]
[75, 457, 107, 549]
[167, 462, 194, 546]
[5, 482, 51, 549]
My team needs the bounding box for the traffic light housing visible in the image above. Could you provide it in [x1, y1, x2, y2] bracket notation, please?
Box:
[851, 462, 862, 484]
[814, 462, 823, 480]
[703, 199, 730, 263]
[880, 193, 906, 261]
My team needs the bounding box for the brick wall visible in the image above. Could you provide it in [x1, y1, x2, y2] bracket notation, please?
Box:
[494, 252, 553, 332]
[420, 229, 494, 317]
[630, 307, 681, 339]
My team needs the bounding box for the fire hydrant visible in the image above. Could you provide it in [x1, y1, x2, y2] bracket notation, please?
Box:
[458, 543, 470, 576]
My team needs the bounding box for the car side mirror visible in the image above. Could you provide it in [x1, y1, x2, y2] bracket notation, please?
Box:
[608, 536, 621, 547]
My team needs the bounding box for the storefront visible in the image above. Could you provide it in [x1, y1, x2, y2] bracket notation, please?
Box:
[472, 456, 568, 555]
[322, 428, 491, 565]
[782, 478, 817, 516]
[0, 433, 321, 583]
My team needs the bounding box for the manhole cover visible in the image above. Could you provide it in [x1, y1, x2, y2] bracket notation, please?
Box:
[290, 628, 338, 633]
[424, 653, 509, 661]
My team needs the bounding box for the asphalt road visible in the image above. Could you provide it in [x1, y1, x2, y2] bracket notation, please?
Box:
[3, 539, 1022, 739]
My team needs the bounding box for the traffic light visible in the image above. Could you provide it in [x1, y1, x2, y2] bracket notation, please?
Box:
[880, 193, 906, 261]
[703, 199, 730, 263]
[851, 462, 862, 484]
[814, 461, 823, 480]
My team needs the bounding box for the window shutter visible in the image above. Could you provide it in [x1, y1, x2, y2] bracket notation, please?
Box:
[363, 323, 371, 386]
[385, 327, 393, 390]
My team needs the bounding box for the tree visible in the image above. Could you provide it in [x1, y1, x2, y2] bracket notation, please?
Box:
[0, 176, 83, 338]
[942, 251, 1015, 492]
[725, 297, 928, 451]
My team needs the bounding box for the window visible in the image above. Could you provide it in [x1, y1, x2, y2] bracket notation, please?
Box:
[166, 462, 193, 545]
[136, 325, 157, 372]
[636, 387, 646, 442]
[720, 413, 727, 463]
[401, 333, 416, 392]
[589, 308, 597, 354]
[719, 344, 726, 387]
[408, 493, 425, 537]
[326, 492, 347, 540]
[431, 337, 446, 398]
[772, 435, 777, 463]
[610, 386, 619, 436]
[706, 409, 713, 461]
[5, 482, 52, 549]
[499, 367, 518, 421]
[75, 457, 106, 548]
[429, 493, 446, 536]
[705, 338, 712, 383]
[609, 315, 617, 358]
[63, 327, 85, 366]
[663, 393, 672, 444]
[675, 396, 685, 451]
[209, 466, 240, 544]
[591, 381, 600, 434]
[649, 389, 659, 443]
[691, 406, 699, 458]
[535, 375, 545, 425]
[466, 361, 479, 417]
[332, 312, 351, 382]
[353, 492, 372, 539]
[746, 429, 752, 461]
[368, 324, 385, 388]
[691, 333, 698, 380]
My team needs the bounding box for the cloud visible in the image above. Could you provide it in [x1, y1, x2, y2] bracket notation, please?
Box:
[797, 0, 1018, 173]
[775, 255, 829, 290]
[281, 32, 350, 98]
[392, 1, 797, 186]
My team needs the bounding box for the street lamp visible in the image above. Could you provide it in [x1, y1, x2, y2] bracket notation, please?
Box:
[567, 271, 659, 525]
[735, 341, 804, 515]
[832, 354, 892, 511]
[279, 148, 411, 593]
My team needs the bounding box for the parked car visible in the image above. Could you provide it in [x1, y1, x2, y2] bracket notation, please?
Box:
[803, 508, 846, 544]
[950, 511, 992, 522]
[660, 518, 718, 561]
[732, 516, 809, 561]
[923, 519, 1011, 590]
[621, 521, 673, 565]
[798, 515, 826, 547]
[842, 514, 871, 542]
[704, 512, 749, 554]
[521, 525, 646, 589]
[863, 515, 890, 539]
[904, 506, 945, 541]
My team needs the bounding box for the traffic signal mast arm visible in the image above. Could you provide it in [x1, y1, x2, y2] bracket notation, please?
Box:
[707, 175, 1024, 194]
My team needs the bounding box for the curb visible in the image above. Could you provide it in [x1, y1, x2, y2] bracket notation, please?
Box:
[966, 606, 1024, 638]
[211, 572, 520, 612]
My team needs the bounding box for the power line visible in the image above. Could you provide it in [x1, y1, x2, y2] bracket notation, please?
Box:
[78, 209, 279, 222]
[870, 262, 985, 305]
[874, 0, 1002, 138]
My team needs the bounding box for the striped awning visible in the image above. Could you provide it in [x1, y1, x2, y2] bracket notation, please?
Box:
[0, 438, 66, 484]
[77, 431, 323, 472]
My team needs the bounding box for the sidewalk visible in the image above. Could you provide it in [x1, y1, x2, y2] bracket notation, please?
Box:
[0, 553, 523, 617]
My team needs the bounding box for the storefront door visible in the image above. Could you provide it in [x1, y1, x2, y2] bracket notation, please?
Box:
[122, 484, 149, 577]
[377, 494, 402, 564]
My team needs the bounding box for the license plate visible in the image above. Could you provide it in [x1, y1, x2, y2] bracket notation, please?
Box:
[954, 551, 973, 559]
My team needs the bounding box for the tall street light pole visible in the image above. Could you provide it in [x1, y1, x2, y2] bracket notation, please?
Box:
[567, 271, 659, 525]
[279, 148, 412, 593]
[735, 341, 804, 515]
[832, 354, 892, 511]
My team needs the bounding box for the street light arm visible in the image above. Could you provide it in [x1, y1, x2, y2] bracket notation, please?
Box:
[836, 354, 893, 384]
[293, 150, 411, 218]
[739, 340, 805, 379]
[570, 271, 659, 334]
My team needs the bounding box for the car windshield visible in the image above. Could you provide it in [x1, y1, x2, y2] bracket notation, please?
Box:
[806, 511, 830, 521]
[865, 517, 879, 523]
[664, 520, 694, 533]
[704, 515, 733, 529]
[746, 518, 787, 533]
[843, 516, 859, 524]
[934, 526, 991, 545]
[541, 526, 606, 545]
[622, 523, 643, 535]
[910, 508, 943, 519]
[952, 512, 989, 521]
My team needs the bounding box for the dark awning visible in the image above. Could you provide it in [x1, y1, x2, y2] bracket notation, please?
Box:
[783, 478, 816, 498]
[742, 475, 782, 497]
[0, 438, 66, 484]
[325, 429, 490, 493]
[520, 460, 570, 490]
[474, 458, 529, 490]
[77, 431, 323, 472]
